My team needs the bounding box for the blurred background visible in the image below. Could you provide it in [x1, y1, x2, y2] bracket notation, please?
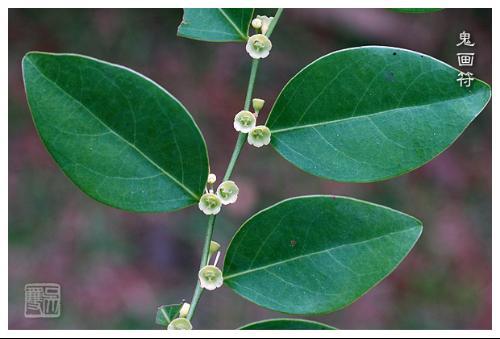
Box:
[9, 8, 491, 329]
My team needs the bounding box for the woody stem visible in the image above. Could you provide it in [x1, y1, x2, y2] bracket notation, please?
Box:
[186, 8, 284, 323]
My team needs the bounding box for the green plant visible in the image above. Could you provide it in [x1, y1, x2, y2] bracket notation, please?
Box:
[21, 8, 491, 330]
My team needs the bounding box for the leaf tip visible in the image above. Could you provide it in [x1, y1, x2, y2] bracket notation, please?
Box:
[22, 51, 35, 69]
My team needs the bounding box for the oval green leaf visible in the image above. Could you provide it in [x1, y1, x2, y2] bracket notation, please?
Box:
[23, 52, 209, 212]
[178, 8, 254, 42]
[223, 195, 422, 315]
[239, 318, 336, 330]
[266, 46, 491, 183]
[155, 304, 182, 327]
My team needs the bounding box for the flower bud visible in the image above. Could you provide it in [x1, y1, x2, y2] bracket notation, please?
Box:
[210, 241, 221, 255]
[207, 173, 216, 184]
[257, 15, 273, 35]
[233, 110, 256, 133]
[178, 303, 190, 318]
[246, 34, 272, 59]
[248, 125, 272, 147]
[251, 18, 262, 30]
[167, 317, 192, 330]
[216, 180, 239, 205]
[198, 265, 224, 291]
[198, 193, 222, 215]
[252, 98, 265, 114]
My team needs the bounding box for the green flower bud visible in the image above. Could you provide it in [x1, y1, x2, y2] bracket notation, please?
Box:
[178, 303, 190, 318]
[210, 241, 221, 255]
[207, 173, 216, 184]
[252, 98, 265, 114]
[251, 18, 262, 30]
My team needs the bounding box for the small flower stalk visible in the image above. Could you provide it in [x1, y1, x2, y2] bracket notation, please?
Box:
[199, 251, 223, 291]
[248, 125, 272, 147]
[246, 34, 272, 59]
[178, 303, 190, 318]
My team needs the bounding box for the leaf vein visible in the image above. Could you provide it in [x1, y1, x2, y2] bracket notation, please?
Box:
[224, 227, 419, 280]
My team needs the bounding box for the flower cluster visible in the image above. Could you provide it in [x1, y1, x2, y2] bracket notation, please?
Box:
[234, 98, 272, 148]
[169, 12, 282, 331]
[198, 173, 239, 215]
[246, 15, 274, 59]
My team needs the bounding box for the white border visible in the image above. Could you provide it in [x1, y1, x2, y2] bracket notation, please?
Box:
[4, 1, 497, 337]
[3, 0, 499, 8]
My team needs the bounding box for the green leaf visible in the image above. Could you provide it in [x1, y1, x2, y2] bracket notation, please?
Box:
[23, 52, 209, 212]
[155, 304, 182, 326]
[223, 195, 422, 315]
[266, 46, 491, 183]
[178, 8, 254, 42]
[239, 318, 336, 330]
[390, 8, 444, 13]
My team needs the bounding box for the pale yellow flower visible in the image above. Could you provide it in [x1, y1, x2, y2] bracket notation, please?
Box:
[246, 34, 272, 59]
[167, 317, 192, 330]
[198, 193, 222, 215]
[216, 180, 239, 205]
[234, 110, 256, 133]
[248, 125, 272, 147]
[198, 265, 224, 291]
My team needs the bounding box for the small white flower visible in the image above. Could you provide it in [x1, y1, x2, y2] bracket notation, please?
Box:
[251, 18, 262, 30]
[257, 15, 274, 34]
[248, 125, 272, 147]
[209, 240, 221, 255]
[167, 317, 192, 330]
[246, 34, 272, 59]
[252, 98, 265, 114]
[207, 173, 217, 184]
[198, 193, 222, 215]
[178, 303, 190, 318]
[216, 180, 239, 205]
[198, 265, 224, 291]
[233, 110, 256, 133]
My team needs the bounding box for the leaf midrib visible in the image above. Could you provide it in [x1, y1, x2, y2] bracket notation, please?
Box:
[224, 226, 420, 280]
[160, 308, 171, 323]
[26, 57, 200, 201]
[269, 93, 482, 134]
[217, 8, 247, 40]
